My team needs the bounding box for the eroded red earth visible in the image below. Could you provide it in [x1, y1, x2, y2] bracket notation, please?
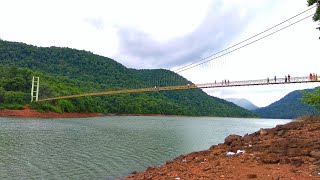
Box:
[0, 105, 104, 118]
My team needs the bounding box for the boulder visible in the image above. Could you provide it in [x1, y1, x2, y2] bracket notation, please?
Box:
[310, 150, 320, 159]
[224, 134, 242, 145]
[277, 130, 286, 136]
[260, 128, 268, 135]
[259, 153, 280, 164]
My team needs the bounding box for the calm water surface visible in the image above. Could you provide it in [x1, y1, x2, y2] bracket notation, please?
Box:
[0, 116, 291, 179]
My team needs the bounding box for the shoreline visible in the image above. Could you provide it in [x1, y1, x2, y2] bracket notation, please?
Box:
[0, 106, 262, 119]
[122, 115, 320, 179]
[0, 108, 217, 119]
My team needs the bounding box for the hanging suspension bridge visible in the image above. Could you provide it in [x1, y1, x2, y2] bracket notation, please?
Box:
[35, 76, 319, 102]
[31, 5, 319, 102]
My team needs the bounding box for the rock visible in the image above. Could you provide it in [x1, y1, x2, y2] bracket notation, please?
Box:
[275, 122, 303, 131]
[277, 130, 285, 136]
[260, 153, 280, 164]
[260, 128, 268, 135]
[166, 160, 174, 164]
[202, 167, 211, 171]
[311, 170, 320, 176]
[280, 158, 290, 164]
[242, 134, 253, 142]
[310, 150, 320, 159]
[246, 174, 257, 178]
[220, 175, 225, 178]
[313, 159, 320, 165]
[224, 134, 242, 145]
[282, 122, 303, 130]
[290, 157, 303, 167]
[146, 166, 154, 171]
[287, 148, 303, 157]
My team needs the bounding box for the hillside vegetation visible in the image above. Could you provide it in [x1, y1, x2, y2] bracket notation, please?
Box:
[0, 40, 255, 117]
[253, 88, 319, 119]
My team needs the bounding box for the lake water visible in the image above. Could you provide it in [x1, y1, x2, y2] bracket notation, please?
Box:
[0, 116, 291, 179]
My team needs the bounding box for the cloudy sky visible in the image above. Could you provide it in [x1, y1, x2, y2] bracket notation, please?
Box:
[0, 0, 319, 107]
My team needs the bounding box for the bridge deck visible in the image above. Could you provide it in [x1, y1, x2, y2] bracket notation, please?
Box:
[37, 76, 319, 102]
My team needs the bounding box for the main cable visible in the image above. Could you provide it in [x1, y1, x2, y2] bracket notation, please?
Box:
[173, 5, 317, 73]
[175, 14, 314, 73]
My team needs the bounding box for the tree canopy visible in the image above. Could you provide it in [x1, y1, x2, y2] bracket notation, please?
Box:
[307, 0, 320, 38]
[308, 0, 320, 21]
[302, 87, 320, 111]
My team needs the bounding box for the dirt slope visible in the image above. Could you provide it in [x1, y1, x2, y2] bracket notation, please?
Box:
[0, 105, 104, 118]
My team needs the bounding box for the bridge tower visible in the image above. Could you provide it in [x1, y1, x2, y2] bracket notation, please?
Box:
[31, 76, 40, 102]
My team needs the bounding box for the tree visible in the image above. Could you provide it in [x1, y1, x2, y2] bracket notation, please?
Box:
[303, 1, 320, 110]
[0, 87, 5, 102]
[4, 91, 28, 104]
[302, 87, 320, 111]
[307, 0, 320, 38]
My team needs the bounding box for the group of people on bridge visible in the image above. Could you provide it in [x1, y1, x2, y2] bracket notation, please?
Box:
[284, 74, 291, 83]
[267, 74, 291, 83]
[310, 73, 318, 81]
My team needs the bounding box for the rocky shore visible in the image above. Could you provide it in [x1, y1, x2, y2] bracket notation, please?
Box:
[122, 115, 320, 180]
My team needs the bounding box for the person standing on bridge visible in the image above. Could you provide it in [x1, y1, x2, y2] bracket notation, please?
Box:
[310, 73, 313, 81]
[274, 76, 276, 83]
[288, 74, 290, 82]
[285, 76, 287, 83]
[267, 77, 269, 83]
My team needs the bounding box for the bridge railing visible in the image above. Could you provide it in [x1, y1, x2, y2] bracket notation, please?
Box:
[196, 76, 313, 88]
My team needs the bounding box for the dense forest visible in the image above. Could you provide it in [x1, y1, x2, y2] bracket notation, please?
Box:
[0, 40, 256, 117]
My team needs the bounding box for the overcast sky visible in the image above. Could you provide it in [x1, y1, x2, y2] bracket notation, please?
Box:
[0, 0, 319, 107]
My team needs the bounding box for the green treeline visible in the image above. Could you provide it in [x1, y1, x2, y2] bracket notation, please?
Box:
[0, 40, 256, 117]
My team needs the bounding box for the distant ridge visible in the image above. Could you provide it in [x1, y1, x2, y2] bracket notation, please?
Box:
[225, 98, 259, 110]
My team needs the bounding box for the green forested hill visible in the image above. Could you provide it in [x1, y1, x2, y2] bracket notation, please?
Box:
[0, 40, 255, 117]
[253, 88, 319, 119]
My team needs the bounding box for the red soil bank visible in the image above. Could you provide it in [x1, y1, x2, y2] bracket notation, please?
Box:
[0, 105, 104, 118]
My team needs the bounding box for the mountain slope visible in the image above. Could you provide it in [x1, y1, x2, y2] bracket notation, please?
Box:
[225, 98, 259, 110]
[0, 40, 256, 117]
[253, 88, 318, 119]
